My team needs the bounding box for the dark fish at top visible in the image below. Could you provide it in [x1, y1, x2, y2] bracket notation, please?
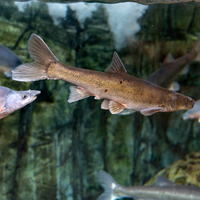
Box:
[0, 45, 22, 77]
[12, 34, 194, 116]
[147, 36, 200, 91]
[19, 0, 200, 5]
[97, 170, 200, 200]
[0, 86, 40, 119]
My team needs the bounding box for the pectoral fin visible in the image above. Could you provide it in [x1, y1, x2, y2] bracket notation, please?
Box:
[109, 101, 125, 114]
[101, 100, 110, 110]
[140, 107, 165, 116]
[68, 86, 90, 103]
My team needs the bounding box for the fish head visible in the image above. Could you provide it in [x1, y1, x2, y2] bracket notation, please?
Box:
[6, 89, 41, 111]
[181, 96, 195, 110]
[166, 92, 194, 112]
[174, 94, 194, 111]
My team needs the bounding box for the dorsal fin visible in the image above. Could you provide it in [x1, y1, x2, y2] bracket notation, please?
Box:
[155, 176, 177, 187]
[105, 52, 127, 74]
[168, 82, 180, 92]
[163, 53, 175, 64]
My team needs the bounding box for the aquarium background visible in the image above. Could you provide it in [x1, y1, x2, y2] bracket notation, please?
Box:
[0, 0, 200, 200]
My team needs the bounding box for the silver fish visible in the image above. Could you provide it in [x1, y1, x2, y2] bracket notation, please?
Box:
[183, 99, 200, 122]
[12, 34, 194, 116]
[147, 36, 200, 91]
[97, 170, 200, 200]
[0, 86, 40, 119]
[0, 45, 22, 77]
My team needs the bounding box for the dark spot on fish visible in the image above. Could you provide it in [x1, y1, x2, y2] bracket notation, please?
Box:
[120, 81, 122, 84]
[104, 89, 108, 93]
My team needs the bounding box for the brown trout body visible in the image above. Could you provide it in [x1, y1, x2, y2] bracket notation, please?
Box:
[147, 36, 200, 91]
[12, 34, 194, 116]
[0, 86, 40, 119]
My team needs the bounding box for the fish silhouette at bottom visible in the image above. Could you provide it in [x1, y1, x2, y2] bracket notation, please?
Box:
[97, 170, 200, 200]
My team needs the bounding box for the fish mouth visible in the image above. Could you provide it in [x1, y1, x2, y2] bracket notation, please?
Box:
[186, 98, 195, 109]
[28, 90, 41, 102]
[29, 90, 41, 97]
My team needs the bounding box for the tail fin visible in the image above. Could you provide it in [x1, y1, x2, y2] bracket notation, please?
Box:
[12, 34, 59, 82]
[194, 35, 200, 62]
[97, 170, 119, 200]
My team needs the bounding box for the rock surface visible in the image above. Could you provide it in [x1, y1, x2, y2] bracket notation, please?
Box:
[9, 0, 200, 5]
[145, 152, 200, 187]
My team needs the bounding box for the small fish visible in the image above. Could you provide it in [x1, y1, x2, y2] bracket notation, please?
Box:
[97, 170, 200, 200]
[12, 34, 194, 116]
[147, 36, 200, 91]
[183, 100, 200, 122]
[0, 45, 22, 77]
[0, 86, 40, 119]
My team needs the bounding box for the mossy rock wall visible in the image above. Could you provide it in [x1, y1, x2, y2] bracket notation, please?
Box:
[0, 1, 200, 200]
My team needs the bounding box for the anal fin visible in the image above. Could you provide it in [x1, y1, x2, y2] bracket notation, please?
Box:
[68, 86, 90, 103]
[140, 107, 165, 116]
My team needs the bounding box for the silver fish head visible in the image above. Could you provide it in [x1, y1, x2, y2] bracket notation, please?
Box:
[6, 89, 41, 110]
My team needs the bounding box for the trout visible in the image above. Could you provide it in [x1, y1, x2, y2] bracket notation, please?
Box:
[97, 170, 200, 200]
[0, 86, 40, 119]
[147, 36, 200, 91]
[12, 34, 194, 116]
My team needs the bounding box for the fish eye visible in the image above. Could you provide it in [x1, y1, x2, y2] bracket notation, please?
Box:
[22, 94, 27, 99]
